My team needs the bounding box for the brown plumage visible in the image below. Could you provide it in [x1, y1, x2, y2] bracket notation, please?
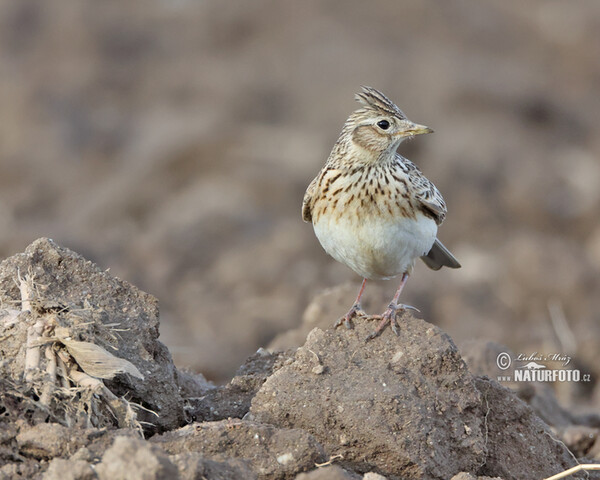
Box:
[302, 86, 460, 340]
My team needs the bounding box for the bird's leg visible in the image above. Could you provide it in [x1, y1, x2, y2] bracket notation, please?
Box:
[334, 278, 368, 329]
[366, 273, 418, 341]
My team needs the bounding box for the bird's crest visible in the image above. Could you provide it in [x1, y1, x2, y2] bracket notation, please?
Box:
[355, 86, 406, 119]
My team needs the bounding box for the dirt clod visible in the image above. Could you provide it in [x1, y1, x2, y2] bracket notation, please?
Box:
[95, 436, 178, 480]
[450, 474, 503, 480]
[474, 376, 581, 480]
[294, 465, 360, 479]
[0, 238, 185, 433]
[16, 422, 82, 459]
[251, 317, 486, 479]
[151, 419, 326, 480]
[169, 454, 257, 480]
[43, 459, 96, 480]
[187, 348, 292, 422]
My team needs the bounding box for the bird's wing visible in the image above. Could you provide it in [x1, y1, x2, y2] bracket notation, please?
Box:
[397, 157, 459, 269]
[415, 186, 447, 225]
[302, 175, 319, 223]
[402, 158, 447, 226]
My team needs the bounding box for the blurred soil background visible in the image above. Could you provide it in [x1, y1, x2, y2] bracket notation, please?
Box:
[0, 0, 599, 412]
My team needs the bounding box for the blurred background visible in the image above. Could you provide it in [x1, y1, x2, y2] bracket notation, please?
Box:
[1, 0, 599, 407]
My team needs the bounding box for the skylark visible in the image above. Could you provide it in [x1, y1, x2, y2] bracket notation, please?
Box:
[302, 86, 460, 340]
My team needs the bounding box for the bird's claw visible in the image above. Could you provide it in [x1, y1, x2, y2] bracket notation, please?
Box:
[406, 306, 419, 313]
[397, 303, 419, 313]
[390, 316, 401, 336]
[365, 303, 417, 341]
[334, 303, 365, 330]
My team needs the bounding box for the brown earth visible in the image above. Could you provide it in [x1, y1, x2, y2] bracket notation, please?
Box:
[0, 0, 599, 392]
[1, 239, 598, 479]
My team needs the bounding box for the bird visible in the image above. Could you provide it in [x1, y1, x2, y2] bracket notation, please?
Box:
[302, 86, 460, 341]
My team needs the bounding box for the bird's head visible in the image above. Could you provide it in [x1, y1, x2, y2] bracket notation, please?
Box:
[341, 86, 433, 162]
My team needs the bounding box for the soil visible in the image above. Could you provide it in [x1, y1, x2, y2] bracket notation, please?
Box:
[1, 239, 598, 479]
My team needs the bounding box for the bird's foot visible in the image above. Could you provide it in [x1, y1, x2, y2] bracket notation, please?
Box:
[365, 303, 419, 341]
[334, 303, 366, 330]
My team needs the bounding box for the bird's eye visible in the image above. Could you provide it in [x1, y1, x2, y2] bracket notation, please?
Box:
[377, 120, 390, 130]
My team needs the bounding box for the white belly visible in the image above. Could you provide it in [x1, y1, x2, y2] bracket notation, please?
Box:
[313, 213, 437, 280]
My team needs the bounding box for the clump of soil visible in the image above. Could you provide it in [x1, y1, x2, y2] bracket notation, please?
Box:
[251, 319, 591, 480]
[0, 239, 598, 479]
[251, 318, 487, 478]
[0, 238, 184, 434]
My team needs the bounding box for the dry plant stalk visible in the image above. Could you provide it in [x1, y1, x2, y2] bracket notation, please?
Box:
[14, 271, 145, 431]
[24, 321, 43, 382]
[56, 354, 70, 389]
[543, 464, 600, 480]
[39, 345, 57, 407]
[69, 369, 104, 393]
[22, 271, 45, 382]
[315, 454, 344, 467]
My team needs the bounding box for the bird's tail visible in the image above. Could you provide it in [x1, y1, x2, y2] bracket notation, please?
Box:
[420, 238, 461, 270]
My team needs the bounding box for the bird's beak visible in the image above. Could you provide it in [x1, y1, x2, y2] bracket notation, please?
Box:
[397, 123, 434, 136]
